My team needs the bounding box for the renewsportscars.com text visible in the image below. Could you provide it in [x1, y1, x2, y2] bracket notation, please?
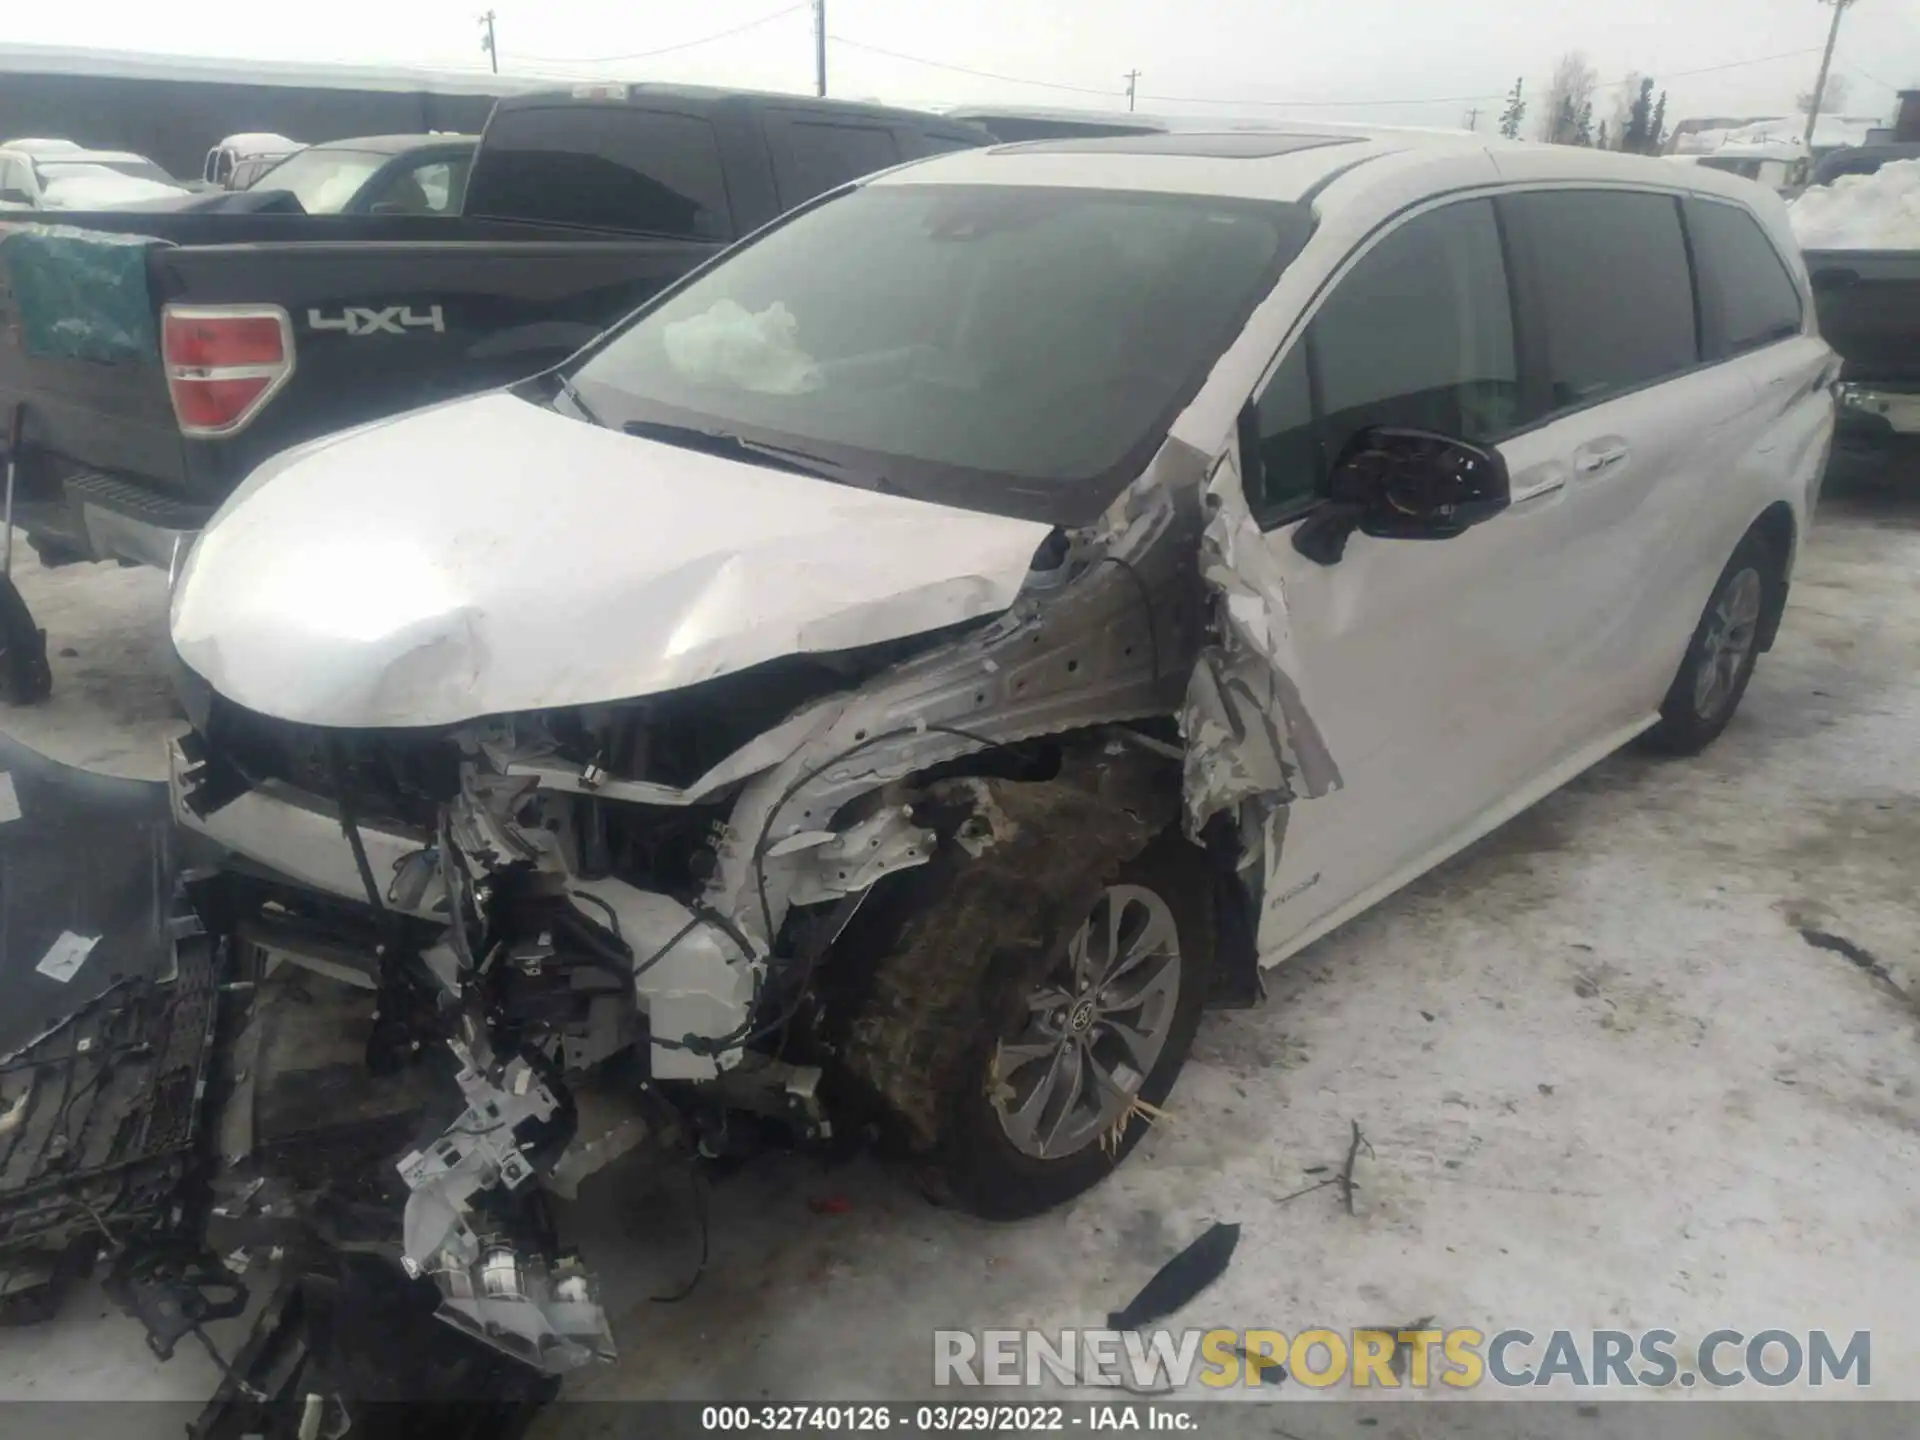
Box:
[934, 1326, 1871, 1390]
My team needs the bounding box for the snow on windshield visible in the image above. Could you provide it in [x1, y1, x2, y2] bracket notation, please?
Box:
[1791, 158, 1920, 250]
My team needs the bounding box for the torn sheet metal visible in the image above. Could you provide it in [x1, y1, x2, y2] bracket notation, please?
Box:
[0, 223, 164, 363]
[1181, 450, 1340, 838]
[170, 391, 1054, 729]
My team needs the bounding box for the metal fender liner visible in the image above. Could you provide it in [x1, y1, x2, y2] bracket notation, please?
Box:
[1177, 445, 1342, 994]
[1180, 447, 1342, 847]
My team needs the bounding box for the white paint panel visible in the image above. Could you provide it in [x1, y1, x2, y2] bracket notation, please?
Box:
[169, 393, 1052, 729]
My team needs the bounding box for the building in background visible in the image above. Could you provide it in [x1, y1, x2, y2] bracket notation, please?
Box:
[0, 43, 552, 178]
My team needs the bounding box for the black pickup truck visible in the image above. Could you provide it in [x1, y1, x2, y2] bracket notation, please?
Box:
[0, 85, 987, 582]
[1807, 248, 1920, 469]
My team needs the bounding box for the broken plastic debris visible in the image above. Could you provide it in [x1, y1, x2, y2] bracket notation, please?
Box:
[34, 931, 99, 984]
[1106, 1221, 1240, 1331]
[0, 773, 19, 824]
[807, 1194, 853, 1215]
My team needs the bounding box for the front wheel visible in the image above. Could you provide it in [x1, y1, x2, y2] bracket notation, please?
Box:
[1642, 529, 1776, 755]
[926, 836, 1212, 1220]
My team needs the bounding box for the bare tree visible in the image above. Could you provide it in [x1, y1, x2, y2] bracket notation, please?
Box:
[1798, 72, 1851, 114]
[1538, 51, 1599, 144]
[1609, 70, 1645, 143]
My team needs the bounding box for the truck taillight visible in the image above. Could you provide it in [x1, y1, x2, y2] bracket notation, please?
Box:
[162, 305, 295, 436]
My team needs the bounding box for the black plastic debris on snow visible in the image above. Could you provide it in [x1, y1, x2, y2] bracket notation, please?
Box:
[0, 730, 202, 1055]
[1106, 1221, 1239, 1331]
[0, 730, 222, 1315]
[1800, 928, 1899, 987]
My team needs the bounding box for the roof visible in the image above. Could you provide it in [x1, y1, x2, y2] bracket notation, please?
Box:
[497, 83, 989, 135]
[871, 127, 1769, 209]
[1, 146, 153, 167]
[301, 133, 479, 156]
[871, 126, 1495, 202]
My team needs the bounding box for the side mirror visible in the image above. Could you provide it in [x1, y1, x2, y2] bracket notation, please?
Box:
[1293, 427, 1510, 565]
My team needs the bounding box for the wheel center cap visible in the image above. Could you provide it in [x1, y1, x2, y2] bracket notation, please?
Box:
[1069, 999, 1097, 1032]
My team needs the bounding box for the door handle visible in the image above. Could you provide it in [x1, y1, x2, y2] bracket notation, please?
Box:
[1573, 443, 1629, 475]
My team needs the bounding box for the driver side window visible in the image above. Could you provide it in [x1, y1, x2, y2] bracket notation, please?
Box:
[1244, 197, 1524, 527]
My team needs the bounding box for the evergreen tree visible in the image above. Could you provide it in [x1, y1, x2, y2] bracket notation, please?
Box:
[1575, 100, 1594, 146]
[1624, 77, 1655, 153]
[1553, 96, 1577, 144]
[1499, 78, 1526, 140]
[1597, 119, 1610, 151]
[1650, 90, 1669, 152]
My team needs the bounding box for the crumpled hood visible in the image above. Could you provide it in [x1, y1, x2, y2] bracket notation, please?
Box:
[170, 392, 1053, 728]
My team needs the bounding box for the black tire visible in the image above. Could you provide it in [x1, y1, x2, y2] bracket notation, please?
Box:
[1641, 528, 1777, 756]
[924, 833, 1214, 1221]
[0, 575, 49, 706]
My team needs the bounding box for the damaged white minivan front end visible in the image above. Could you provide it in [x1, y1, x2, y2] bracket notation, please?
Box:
[165, 172, 1339, 1378]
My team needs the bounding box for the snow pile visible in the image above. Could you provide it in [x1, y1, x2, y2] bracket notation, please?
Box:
[1791, 159, 1920, 250]
[38, 168, 186, 210]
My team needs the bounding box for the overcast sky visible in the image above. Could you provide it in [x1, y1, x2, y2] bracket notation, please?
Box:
[9, 0, 1919, 130]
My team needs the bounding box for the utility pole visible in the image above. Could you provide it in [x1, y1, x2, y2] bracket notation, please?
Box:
[1124, 69, 1142, 111]
[478, 10, 498, 73]
[814, 0, 827, 97]
[1804, 0, 1858, 147]
[1465, 106, 1481, 131]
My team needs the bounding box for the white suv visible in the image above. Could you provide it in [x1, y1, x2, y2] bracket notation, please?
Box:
[167, 127, 1834, 1310]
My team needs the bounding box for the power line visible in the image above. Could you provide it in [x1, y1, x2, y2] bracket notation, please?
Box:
[826, 35, 1122, 97]
[826, 34, 1828, 115]
[510, 4, 806, 65]
[1835, 50, 1899, 91]
[1142, 49, 1827, 111]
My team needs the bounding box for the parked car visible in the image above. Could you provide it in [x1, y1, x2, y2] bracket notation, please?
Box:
[1795, 154, 1920, 468]
[163, 129, 1835, 1367]
[202, 132, 304, 190]
[1809, 141, 1920, 188]
[0, 144, 184, 209]
[239, 133, 478, 214]
[0, 84, 990, 592]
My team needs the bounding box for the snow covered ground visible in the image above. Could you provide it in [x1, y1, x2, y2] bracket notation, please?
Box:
[5, 476, 1918, 1422]
[1792, 158, 1920, 250]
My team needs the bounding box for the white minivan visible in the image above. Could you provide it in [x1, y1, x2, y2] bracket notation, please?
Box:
[167, 127, 1834, 1322]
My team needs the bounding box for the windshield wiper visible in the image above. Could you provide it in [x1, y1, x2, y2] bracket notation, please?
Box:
[551, 372, 607, 428]
[620, 419, 850, 481]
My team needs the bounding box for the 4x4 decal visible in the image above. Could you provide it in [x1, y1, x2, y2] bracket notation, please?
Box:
[306, 305, 446, 336]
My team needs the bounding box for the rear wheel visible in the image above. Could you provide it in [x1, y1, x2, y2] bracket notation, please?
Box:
[1642, 529, 1775, 755]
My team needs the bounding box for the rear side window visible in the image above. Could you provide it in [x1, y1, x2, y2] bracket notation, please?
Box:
[770, 119, 902, 207]
[1246, 198, 1521, 522]
[466, 106, 731, 240]
[1688, 199, 1803, 357]
[1507, 190, 1698, 409]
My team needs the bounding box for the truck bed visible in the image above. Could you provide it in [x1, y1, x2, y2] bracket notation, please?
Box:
[1805, 248, 1920, 384]
[0, 212, 716, 562]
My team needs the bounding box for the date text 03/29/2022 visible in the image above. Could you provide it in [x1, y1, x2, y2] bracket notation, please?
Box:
[701, 1405, 1192, 1432]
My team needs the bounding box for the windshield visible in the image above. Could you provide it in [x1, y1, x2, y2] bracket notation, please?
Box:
[39, 158, 172, 184]
[248, 148, 387, 211]
[568, 184, 1309, 525]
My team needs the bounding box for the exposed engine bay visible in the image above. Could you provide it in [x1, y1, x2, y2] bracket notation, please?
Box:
[128, 431, 1339, 1397]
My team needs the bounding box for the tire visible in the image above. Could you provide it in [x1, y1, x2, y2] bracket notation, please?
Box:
[0, 575, 49, 706]
[923, 833, 1213, 1221]
[1641, 528, 1776, 756]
